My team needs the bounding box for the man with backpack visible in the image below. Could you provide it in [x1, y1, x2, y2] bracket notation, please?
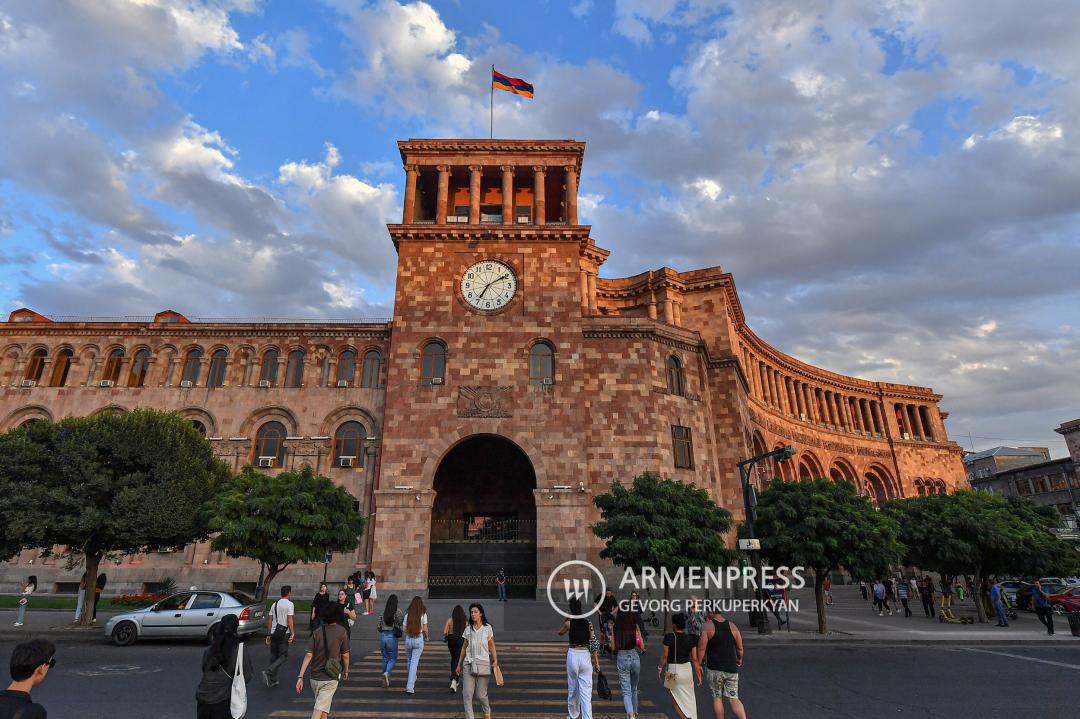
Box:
[263, 585, 295, 688]
[296, 603, 350, 719]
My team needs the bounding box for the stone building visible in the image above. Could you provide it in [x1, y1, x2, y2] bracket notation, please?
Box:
[0, 138, 966, 597]
[1056, 419, 1080, 476]
[970, 457, 1080, 530]
[964, 446, 1052, 482]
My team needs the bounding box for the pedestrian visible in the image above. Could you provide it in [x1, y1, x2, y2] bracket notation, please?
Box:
[872, 580, 886, 615]
[262, 585, 295, 689]
[908, 576, 920, 600]
[559, 596, 600, 719]
[956, 580, 966, 602]
[364, 571, 378, 616]
[882, 577, 894, 615]
[403, 596, 429, 694]
[335, 588, 357, 637]
[74, 571, 88, 623]
[1, 638, 55, 719]
[378, 594, 404, 687]
[92, 573, 107, 623]
[495, 568, 508, 602]
[456, 603, 500, 719]
[991, 583, 1009, 627]
[627, 590, 648, 641]
[343, 576, 357, 611]
[360, 571, 372, 612]
[921, 576, 936, 618]
[859, 581, 868, 601]
[685, 594, 705, 661]
[295, 603, 350, 719]
[659, 612, 697, 719]
[311, 583, 331, 631]
[13, 576, 35, 628]
[195, 614, 252, 719]
[693, 607, 746, 719]
[443, 604, 467, 692]
[1031, 579, 1055, 636]
[896, 580, 912, 617]
[609, 608, 644, 719]
[822, 576, 833, 605]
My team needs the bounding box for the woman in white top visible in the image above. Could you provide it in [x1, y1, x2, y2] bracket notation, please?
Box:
[365, 571, 378, 616]
[455, 603, 499, 719]
[403, 596, 429, 694]
[14, 576, 36, 627]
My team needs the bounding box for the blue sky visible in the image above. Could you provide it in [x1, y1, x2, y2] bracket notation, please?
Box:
[1, 0, 1079, 456]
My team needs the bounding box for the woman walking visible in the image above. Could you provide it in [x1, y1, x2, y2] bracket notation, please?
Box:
[456, 603, 499, 719]
[443, 605, 467, 692]
[609, 609, 644, 719]
[658, 612, 697, 719]
[14, 576, 36, 627]
[195, 614, 252, 719]
[364, 571, 378, 616]
[74, 572, 88, 622]
[378, 594, 404, 687]
[559, 597, 600, 719]
[335, 588, 357, 638]
[402, 597, 429, 694]
[92, 573, 107, 623]
[311, 583, 331, 631]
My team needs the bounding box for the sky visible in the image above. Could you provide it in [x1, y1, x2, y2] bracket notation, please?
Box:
[1, 0, 1078, 457]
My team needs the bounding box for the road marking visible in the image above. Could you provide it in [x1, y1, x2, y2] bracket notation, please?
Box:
[72, 664, 162, 677]
[949, 647, 1080, 670]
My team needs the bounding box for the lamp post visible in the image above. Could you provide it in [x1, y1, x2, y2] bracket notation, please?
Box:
[737, 445, 796, 635]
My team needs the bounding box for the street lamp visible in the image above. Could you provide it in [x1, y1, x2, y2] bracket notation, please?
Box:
[737, 445, 796, 635]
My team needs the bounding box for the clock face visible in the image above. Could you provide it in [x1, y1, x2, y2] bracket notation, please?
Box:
[460, 260, 517, 312]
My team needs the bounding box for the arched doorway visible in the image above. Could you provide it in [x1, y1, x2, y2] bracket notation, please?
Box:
[428, 434, 537, 598]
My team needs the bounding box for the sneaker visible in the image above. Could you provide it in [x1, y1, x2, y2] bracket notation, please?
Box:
[13, 622, 22, 627]
[382, 672, 390, 687]
[406, 688, 415, 694]
[450, 678, 458, 692]
[878, 612, 883, 616]
[262, 670, 272, 688]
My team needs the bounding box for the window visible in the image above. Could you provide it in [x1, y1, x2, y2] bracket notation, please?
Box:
[1052, 474, 1069, 491]
[255, 421, 286, 467]
[666, 355, 685, 396]
[207, 349, 227, 388]
[101, 348, 124, 384]
[50, 348, 73, 387]
[480, 204, 502, 223]
[128, 349, 150, 387]
[334, 421, 366, 466]
[361, 350, 383, 388]
[155, 593, 195, 611]
[285, 349, 304, 388]
[420, 342, 446, 385]
[190, 420, 207, 436]
[450, 204, 469, 223]
[337, 350, 356, 386]
[529, 342, 554, 385]
[515, 205, 531, 224]
[1015, 478, 1033, 496]
[182, 348, 202, 384]
[190, 593, 222, 610]
[24, 348, 46, 383]
[259, 348, 279, 386]
[672, 425, 694, 469]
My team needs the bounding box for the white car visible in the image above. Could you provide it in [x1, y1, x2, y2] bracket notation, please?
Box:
[104, 590, 265, 646]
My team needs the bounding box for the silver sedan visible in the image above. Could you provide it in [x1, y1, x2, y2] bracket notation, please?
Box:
[104, 590, 266, 646]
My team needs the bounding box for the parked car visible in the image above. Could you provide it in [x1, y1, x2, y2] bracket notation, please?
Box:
[995, 580, 1021, 605]
[1015, 579, 1076, 611]
[1048, 586, 1080, 615]
[104, 590, 265, 646]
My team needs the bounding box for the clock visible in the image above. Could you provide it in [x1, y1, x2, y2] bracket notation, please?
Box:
[460, 260, 517, 312]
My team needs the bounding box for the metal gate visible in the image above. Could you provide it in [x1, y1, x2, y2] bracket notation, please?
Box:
[428, 517, 536, 598]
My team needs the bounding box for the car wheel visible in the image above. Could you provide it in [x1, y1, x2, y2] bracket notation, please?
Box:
[111, 621, 138, 647]
[206, 623, 221, 645]
[1052, 603, 1067, 616]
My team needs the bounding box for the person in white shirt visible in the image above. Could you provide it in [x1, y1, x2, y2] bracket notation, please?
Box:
[365, 572, 378, 616]
[262, 585, 295, 688]
[402, 596, 429, 694]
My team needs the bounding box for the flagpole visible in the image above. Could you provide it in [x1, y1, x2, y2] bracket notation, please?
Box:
[490, 64, 494, 139]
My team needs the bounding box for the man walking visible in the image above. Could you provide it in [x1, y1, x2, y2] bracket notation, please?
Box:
[991, 583, 1009, 627]
[296, 604, 350, 719]
[693, 608, 746, 719]
[1031, 579, 1054, 636]
[872, 580, 886, 615]
[1, 638, 55, 719]
[921, 576, 936, 618]
[263, 585, 295, 688]
[896, 580, 912, 617]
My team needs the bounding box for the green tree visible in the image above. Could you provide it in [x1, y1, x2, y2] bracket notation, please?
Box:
[592, 472, 737, 628]
[0, 410, 229, 625]
[205, 466, 366, 600]
[753, 478, 903, 634]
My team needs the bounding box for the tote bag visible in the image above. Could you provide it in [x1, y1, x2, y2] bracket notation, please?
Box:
[230, 642, 247, 718]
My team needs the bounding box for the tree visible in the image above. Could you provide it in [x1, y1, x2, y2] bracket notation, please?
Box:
[0, 410, 230, 625]
[592, 472, 737, 628]
[886, 491, 1079, 623]
[753, 478, 903, 634]
[205, 466, 366, 601]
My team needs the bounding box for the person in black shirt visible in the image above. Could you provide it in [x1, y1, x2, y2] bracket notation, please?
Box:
[311, 583, 331, 630]
[659, 613, 696, 719]
[559, 597, 600, 719]
[1, 638, 54, 719]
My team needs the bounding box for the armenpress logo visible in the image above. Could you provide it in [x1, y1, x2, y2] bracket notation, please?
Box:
[546, 559, 606, 619]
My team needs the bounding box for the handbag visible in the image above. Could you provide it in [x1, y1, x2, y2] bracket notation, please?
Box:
[230, 642, 247, 718]
[595, 669, 613, 701]
[663, 633, 678, 688]
[634, 626, 644, 651]
[321, 626, 343, 680]
[271, 601, 289, 640]
[493, 662, 504, 686]
[587, 622, 601, 654]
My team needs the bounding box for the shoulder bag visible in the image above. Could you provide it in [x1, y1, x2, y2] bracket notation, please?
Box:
[663, 633, 678, 689]
[595, 669, 613, 700]
[587, 621, 601, 654]
[322, 625, 343, 680]
[230, 642, 247, 718]
[271, 601, 289, 640]
[393, 611, 403, 638]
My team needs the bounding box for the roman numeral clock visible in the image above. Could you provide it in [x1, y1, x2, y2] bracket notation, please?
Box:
[460, 260, 517, 312]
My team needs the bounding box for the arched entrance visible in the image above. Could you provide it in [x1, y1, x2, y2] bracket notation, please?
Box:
[427, 434, 537, 598]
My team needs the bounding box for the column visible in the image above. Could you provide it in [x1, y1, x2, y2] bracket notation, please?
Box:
[672, 301, 682, 326]
[803, 385, 815, 420]
[766, 368, 777, 408]
[403, 165, 419, 223]
[849, 398, 862, 433]
[787, 378, 798, 416]
[647, 291, 657, 320]
[909, 404, 925, 439]
[565, 165, 579, 224]
[469, 165, 482, 224]
[587, 272, 597, 314]
[776, 372, 788, 413]
[435, 165, 449, 224]
[860, 400, 873, 435]
[794, 381, 805, 418]
[579, 270, 589, 314]
[823, 391, 835, 426]
[501, 165, 514, 225]
[920, 405, 935, 440]
[663, 297, 674, 324]
[533, 166, 546, 226]
[835, 394, 847, 431]
[871, 401, 884, 435]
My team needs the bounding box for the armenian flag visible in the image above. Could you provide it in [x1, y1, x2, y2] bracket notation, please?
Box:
[492, 68, 534, 98]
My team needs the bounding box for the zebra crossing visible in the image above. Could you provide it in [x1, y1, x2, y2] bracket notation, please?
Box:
[269, 642, 667, 718]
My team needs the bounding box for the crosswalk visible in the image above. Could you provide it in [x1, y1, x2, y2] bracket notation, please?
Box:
[269, 642, 667, 718]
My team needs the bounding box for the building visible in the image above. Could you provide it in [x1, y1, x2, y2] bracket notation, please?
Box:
[0, 138, 967, 597]
[1056, 419, 1080, 475]
[964, 446, 1052, 483]
[970, 457, 1080, 530]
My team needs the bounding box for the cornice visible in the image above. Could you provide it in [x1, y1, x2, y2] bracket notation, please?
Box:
[387, 224, 594, 248]
[582, 320, 703, 354]
[0, 324, 392, 340]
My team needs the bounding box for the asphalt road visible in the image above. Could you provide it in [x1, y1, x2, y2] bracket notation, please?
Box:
[2, 634, 1078, 719]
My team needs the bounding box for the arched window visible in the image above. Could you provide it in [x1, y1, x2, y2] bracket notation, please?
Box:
[207, 349, 228, 388]
[666, 355, 684, 396]
[420, 342, 446, 385]
[128, 349, 150, 387]
[285, 349, 304, 388]
[24, 348, 47, 383]
[259, 348, 279, 386]
[101, 348, 125, 384]
[50, 348, 73, 387]
[337, 350, 356, 387]
[529, 342, 554, 385]
[334, 421, 366, 467]
[190, 420, 207, 436]
[914, 479, 925, 496]
[181, 348, 203, 385]
[361, 349, 383, 388]
[255, 421, 286, 467]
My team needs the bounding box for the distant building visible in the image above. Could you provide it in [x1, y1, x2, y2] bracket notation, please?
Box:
[964, 446, 1051, 483]
[1056, 418, 1080, 476]
[970, 457, 1079, 529]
